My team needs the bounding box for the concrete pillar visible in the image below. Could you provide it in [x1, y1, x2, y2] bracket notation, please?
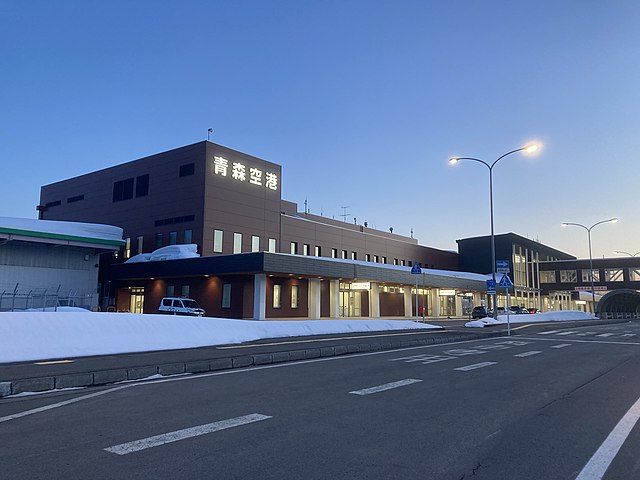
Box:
[432, 289, 441, 317]
[308, 278, 321, 319]
[253, 274, 267, 320]
[455, 293, 462, 317]
[404, 287, 413, 319]
[329, 280, 340, 319]
[369, 282, 380, 318]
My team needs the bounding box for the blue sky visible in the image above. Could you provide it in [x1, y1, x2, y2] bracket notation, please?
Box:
[2, 1, 639, 259]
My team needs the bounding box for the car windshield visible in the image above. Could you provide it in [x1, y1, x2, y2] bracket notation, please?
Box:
[181, 300, 200, 309]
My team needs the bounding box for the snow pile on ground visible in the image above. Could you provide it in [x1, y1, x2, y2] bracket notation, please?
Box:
[0, 311, 441, 363]
[125, 244, 200, 263]
[465, 310, 597, 328]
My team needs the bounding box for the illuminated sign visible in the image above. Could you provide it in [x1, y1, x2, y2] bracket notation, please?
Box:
[350, 282, 371, 290]
[439, 289, 456, 296]
[213, 156, 278, 191]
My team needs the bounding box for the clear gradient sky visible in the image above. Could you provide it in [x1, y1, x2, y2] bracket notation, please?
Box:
[2, 1, 639, 259]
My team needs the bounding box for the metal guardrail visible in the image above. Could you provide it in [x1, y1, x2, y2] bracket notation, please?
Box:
[0, 285, 98, 312]
[599, 312, 640, 320]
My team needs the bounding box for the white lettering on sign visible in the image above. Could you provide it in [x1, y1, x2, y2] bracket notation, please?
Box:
[212, 156, 278, 191]
[249, 167, 262, 186]
[213, 156, 228, 176]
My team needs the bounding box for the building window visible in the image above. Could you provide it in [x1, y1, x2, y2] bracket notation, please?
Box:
[315, 246, 321, 257]
[268, 238, 276, 253]
[136, 235, 144, 254]
[394, 258, 398, 266]
[113, 178, 134, 202]
[291, 285, 299, 309]
[166, 285, 175, 297]
[303, 244, 310, 256]
[581, 269, 600, 283]
[135, 174, 149, 197]
[154, 215, 195, 227]
[181, 285, 190, 298]
[605, 269, 623, 282]
[169, 231, 178, 245]
[179, 163, 195, 177]
[540, 271, 556, 283]
[184, 229, 192, 244]
[290, 242, 298, 255]
[365, 254, 371, 262]
[155, 233, 163, 248]
[341, 250, 347, 259]
[213, 229, 223, 253]
[124, 238, 131, 259]
[373, 255, 378, 263]
[233, 233, 242, 254]
[273, 285, 281, 308]
[67, 194, 84, 203]
[331, 248, 338, 258]
[401, 260, 406, 266]
[629, 268, 640, 282]
[382, 256, 387, 264]
[252, 236, 260, 252]
[560, 270, 577, 283]
[351, 252, 357, 260]
[45, 200, 61, 208]
[222, 283, 231, 308]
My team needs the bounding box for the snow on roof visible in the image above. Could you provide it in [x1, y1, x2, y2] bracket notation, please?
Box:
[0, 217, 124, 246]
[125, 244, 200, 263]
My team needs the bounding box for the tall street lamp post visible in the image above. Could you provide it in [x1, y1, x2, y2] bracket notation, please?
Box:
[450, 143, 539, 319]
[561, 218, 619, 308]
[614, 250, 640, 257]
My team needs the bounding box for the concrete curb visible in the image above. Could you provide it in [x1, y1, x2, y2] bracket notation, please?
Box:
[0, 331, 502, 397]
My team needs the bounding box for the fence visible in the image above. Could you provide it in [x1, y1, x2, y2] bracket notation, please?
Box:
[0, 285, 99, 312]
[599, 312, 640, 320]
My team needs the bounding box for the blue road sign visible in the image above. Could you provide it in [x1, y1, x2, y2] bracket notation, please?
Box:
[499, 274, 514, 289]
[486, 279, 496, 294]
[496, 260, 510, 273]
[411, 263, 422, 274]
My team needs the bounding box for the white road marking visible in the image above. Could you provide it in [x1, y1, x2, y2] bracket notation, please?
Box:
[556, 331, 577, 336]
[538, 330, 560, 335]
[551, 344, 572, 349]
[576, 332, 598, 336]
[620, 334, 637, 338]
[575, 395, 640, 480]
[518, 337, 640, 346]
[349, 378, 422, 395]
[104, 413, 271, 455]
[514, 351, 542, 358]
[454, 362, 497, 371]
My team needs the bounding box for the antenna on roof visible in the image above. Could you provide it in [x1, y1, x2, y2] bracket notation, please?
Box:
[411, 228, 413, 238]
[340, 206, 350, 222]
[304, 198, 308, 214]
[207, 128, 213, 141]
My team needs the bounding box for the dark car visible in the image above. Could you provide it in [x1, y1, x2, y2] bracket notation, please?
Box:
[471, 306, 490, 319]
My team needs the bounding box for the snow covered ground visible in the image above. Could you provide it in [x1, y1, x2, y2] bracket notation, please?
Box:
[465, 310, 596, 328]
[0, 310, 441, 363]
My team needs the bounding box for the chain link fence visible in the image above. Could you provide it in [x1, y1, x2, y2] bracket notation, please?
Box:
[0, 284, 99, 312]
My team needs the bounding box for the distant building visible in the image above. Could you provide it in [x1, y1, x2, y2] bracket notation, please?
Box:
[0, 217, 124, 311]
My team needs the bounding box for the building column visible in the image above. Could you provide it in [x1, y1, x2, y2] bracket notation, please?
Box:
[404, 287, 413, 318]
[308, 278, 321, 319]
[253, 274, 267, 320]
[369, 282, 380, 318]
[432, 289, 441, 317]
[455, 294, 462, 317]
[329, 280, 340, 319]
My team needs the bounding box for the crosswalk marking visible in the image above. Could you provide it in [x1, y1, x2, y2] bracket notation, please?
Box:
[514, 351, 542, 358]
[538, 330, 560, 335]
[104, 413, 272, 455]
[551, 344, 572, 349]
[597, 333, 616, 337]
[350, 379, 422, 395]
[621, 334, 637, 338]
[454, 362, 497, 371]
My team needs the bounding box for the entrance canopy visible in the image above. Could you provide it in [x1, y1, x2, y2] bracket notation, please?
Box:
[596, 289, 640, 315]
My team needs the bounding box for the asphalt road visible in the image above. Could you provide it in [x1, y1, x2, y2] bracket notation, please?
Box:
[2, 321, 640, 479]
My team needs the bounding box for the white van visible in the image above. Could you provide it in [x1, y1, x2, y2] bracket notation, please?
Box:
[158, 297, 205, 316]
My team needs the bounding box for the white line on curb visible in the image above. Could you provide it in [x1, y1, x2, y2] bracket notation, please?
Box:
[104, 413, 272, 455]
[575, 395, 640, 480]
[454, 362, 497, 371]
[349, 379, 422, 395]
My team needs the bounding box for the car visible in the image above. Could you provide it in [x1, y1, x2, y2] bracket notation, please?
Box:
[471, 306, 490, 319]
[527, 307, 539, 314]
[158, 297, 205, 316]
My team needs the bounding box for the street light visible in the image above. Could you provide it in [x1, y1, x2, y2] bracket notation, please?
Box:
[561, 218, 619, 308]
[614, 250, 640, 257]
[449, 143, 540, 319]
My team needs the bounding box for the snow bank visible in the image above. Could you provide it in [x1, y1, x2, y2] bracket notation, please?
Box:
[465, 310, 597, 328]
[0, 312, 441, 363]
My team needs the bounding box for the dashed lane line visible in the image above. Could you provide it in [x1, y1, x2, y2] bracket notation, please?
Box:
[538, 330, 560, 335]
[454, 362, 497, 371]
[556, 331, 578, 336]
[514, 351, 542, 358]
[551, 344, 572, 349]
[104, 413, 272, 455]
[349, 378, 422, 396]
[597, 333, 616, 338]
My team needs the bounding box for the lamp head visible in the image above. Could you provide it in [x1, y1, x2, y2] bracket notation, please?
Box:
[448, 157, 459, 165]
[610, 217, 619, 223]
[524, 143, 540, 154]
[561, 223, 569, 227]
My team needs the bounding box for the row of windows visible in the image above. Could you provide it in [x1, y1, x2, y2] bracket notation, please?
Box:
[213, 230, 277, 254]
[122, 229, 194, 258]
[540, 268, 638, 283]
[113, 175, 149, 202]
[164, 283, 298, 310]
[289, 241, 413, 266]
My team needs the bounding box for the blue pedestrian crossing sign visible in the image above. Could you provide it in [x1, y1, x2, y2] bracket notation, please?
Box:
[499, 274, 514, 289]
[411, 263, 422, 274]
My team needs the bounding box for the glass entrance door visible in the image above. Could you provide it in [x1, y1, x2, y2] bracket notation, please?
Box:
[129, 287, 145, 314]
[339, 291, 361, 317]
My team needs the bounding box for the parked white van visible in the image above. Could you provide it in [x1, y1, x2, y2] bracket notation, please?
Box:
[158, 297, 205, 316]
